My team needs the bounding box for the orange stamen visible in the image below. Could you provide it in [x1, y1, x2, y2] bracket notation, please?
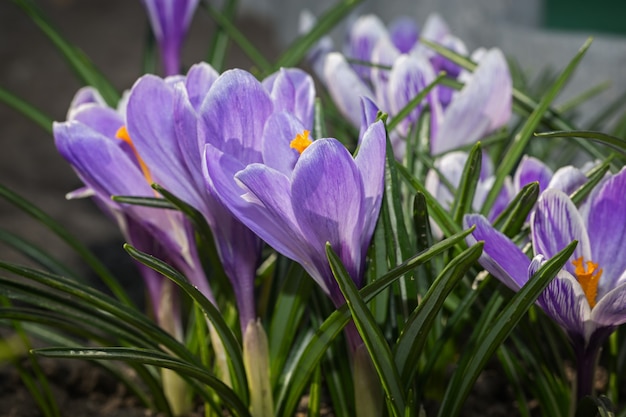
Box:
[289, 130, 313, 154]
[115, 126, 154, 184]
[572, 256, 602, 308]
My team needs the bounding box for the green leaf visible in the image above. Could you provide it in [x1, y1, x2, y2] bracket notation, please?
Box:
[387, 72, 447, 132]
[12, 0, 119, 106]
[326, 243, 406, 416]
[275, 0, 362, 69]
[123, 244, 249, 405]
[0, 87, 53, 133]
[535, 130, 626, 156]
[204, 2, 272, 74]
[111, 195, 176, 210]
[394, 242, 483, 387]
[451, 142, 482, 224]
[275, 227, 473, 416]
[437, 240, 578, 417]
[34, 347, 251, 417]
[491, 182, 540, 238]
[0, 184, 133, 306]
[570, 160, 612, 205]
[482, 38, 593, 214]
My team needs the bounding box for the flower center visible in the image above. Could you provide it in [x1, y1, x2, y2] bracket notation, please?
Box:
[289, 130, 312, 154]
[572, 256, 602, 308]
[115, 126, 154, 184]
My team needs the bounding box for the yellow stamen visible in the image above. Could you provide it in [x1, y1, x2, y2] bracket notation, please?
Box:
[289, 130, 313, 154]
[115, 126, 154, 184]
[572, 256, 602, 308]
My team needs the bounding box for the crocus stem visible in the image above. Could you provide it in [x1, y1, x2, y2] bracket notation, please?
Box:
[243, 319, 274, 417]
[575, 345, 600, 402]
[353, 343, 383, 417]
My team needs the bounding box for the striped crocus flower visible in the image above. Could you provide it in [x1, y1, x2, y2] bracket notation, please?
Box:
[464, 167, 626, 399]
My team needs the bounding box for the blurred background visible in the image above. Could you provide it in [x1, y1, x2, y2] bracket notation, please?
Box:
[1, 0, 624, 285]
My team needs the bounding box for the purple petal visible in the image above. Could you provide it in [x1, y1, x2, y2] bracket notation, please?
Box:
[263, 68, 315, 130]
[531, 257, 590, 340]
[345, 14, 388, 80]
[198, 69, 273, 164]
[432, 49, 512, 154]
[184, 62, 219, 111]
[354, 121, 386, 256]
[291, 139, 365, 287]
[530, 189, 590, 276]
[585, 167, 626, 294]
[126, 74, 205, 210]
[463, 214, 530, 290]
[388, 54, 438, 136]
[67, 87, 107, 118]
[548, 166, 588, 196]
[358, 97, 380, 144]
[592, 279, 626, 328]
[323, 52, 375, 128]
[69, 104, 124, 140]
[388, 17, 419, 53]
[370, 36, 400, 113]
[261, 112, 305, 176]
[514, 156, 553, 193]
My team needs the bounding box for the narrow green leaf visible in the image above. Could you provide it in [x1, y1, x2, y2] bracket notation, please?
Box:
[394, 243, 483, 387]
[0, 184, 133, 306]
[451, 142, 482, 224]
[34, 347, 251, 417]
[123, 244, 248, 405]
[492, 182, 540, 238]
[0, 87, 53, 133]
[206, 0, 238, 72]
[111, 195, 176, 210]
[275, 0, 362, 69]
[396, 163, 461, 237]
[387, 72, 447, 132]
[556, 81, 611, 114]
[483, 38, 593, 214]
[570, 160, 612, 205]
[437, 240, 578, 417]
[535, 130, 626, 156]
[276, 227, 473, 416]
[204, 2, 272, 74]
[12, 0, 119, 105]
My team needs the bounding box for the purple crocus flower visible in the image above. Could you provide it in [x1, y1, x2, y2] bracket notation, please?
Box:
[204, 116, 386, 349]
[53, 85, 214, 320]
[464, 167, 626, 399]
[140, 0, 200, 75]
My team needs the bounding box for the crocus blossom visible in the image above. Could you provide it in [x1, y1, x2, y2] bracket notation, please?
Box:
[140, 0, 200, 75]
[426, 152, 589, 224]
[464, 167, 626, 398]
[203, 118, 386, 313]
[303, 12, 511, 159]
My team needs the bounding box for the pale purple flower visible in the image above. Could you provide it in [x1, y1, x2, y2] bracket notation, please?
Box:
[203, 118, 386, 311]
[305, 13, 511, 159]
[53, 85, 214, 323]
[140, 0, 200, 75]
[464, 167, 626, 398]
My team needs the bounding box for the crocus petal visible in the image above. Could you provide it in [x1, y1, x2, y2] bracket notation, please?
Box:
[592, 279, 626, 328]
[67, 87, 107, 118]
[199, 69, 274, 164]
[370, 36, 400, 113]
[359, 97, 380, 144]
[126, 74, 204, 210]
[261, 112, 305, 176]
[345, 14, 389, 80]
[432, 49, 511, 154]
[464, 214, 530, 290]
[184, 62, 219, 111]
[54, 121, 154, 200]
[585, 167, 626, 294]
[530, 257, 590, 340]
[323, 52, 375, 128]
[531, 190, 590, 276]
[262, 68, 315, 130]
[70, 104, 124, 140]
[140, 0, 199, 75]
[514, 156, 554, 193]
[291, 139, 365, 286]
[388, 54, 437, 136]
[389, 17, 419, 53]
[548, 166, 588, 196]
[354, 121, 386, 256]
